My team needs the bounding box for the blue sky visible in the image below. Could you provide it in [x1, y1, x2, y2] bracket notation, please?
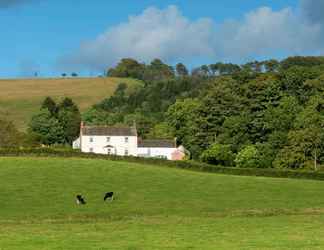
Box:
[0, 0, 322, 78]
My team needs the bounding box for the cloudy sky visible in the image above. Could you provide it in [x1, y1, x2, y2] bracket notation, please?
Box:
[0, 0, 323, 78]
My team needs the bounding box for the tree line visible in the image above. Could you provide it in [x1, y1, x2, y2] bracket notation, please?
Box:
[2, 55, 324, 170]
[87, 56, 324, 170]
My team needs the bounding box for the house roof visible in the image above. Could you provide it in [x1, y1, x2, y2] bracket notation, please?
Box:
[138, 139, 176, 148]
[81, 126, 137, 136]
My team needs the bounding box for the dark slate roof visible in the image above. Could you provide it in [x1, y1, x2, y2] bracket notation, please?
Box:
[138, 139, 176, 148]
[81, 126, 137, 136]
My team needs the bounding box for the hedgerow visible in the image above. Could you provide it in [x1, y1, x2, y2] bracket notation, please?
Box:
[1, 148, 324, 181]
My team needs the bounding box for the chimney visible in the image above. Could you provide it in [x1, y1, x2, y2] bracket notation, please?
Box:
[131, 120, 137, 136]
[80, 121, 85, 135]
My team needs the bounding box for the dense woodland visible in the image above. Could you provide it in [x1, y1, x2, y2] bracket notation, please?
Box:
[2, 56, 324, 170]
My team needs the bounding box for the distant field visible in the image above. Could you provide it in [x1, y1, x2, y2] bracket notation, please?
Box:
[1, 157, 324, 249]
[0, 77, 141, 130]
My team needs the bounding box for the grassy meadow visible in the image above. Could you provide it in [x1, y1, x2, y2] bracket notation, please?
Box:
[0, 157, 324, 249]
[0, 77, 141, 130]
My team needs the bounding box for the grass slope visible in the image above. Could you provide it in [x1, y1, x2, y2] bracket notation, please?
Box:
[0, 77, 141, 130]
[1, 157, 324, 249]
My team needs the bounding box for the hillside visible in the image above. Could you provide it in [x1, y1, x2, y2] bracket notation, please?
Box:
[0, 77, 141, 130]
[1, 157, 324, 249]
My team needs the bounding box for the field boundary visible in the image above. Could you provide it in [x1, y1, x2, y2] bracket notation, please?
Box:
[2, 208, 324, 225]
[1, 148, 324, 181]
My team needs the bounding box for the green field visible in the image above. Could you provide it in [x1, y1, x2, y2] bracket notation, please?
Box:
[1, 157, 324, 249]
[0, 77, 141, 130]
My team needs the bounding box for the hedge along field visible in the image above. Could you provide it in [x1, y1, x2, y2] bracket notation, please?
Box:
[1, 157, 324, 249]
[2, 148, 324, 182]
[0, 77, 142, 130]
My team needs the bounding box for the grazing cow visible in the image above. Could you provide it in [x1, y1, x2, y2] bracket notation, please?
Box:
[104, 192, 114, 201]
[76, 194, 86, 205]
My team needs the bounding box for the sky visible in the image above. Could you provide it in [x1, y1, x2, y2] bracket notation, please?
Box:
[0, 0, 323, 78]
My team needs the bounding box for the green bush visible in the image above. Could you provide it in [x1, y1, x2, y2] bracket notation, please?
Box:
[200, 144, 235, 166]
[235, 145, 260, 168]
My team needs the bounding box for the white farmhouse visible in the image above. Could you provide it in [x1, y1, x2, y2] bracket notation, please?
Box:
[79, 123, 138, 156]
[74, 122, 186, 160]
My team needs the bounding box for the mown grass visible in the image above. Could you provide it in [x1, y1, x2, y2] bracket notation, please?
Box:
[0, 77, 141, 130]
[1, 157, 324, 249]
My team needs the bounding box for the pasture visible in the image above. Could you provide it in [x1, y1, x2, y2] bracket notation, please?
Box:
[0, 77, 141, 130]
[1, 157, 324, 249]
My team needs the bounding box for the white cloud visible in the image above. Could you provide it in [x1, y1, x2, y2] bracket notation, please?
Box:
[59, 6, 216, 71]
[218, 6, 323, 58]
[59, 1, 324, 71]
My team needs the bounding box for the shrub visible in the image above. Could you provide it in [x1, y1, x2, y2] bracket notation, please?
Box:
[200, 144, 235, 166]
[235, 145, 260, 168]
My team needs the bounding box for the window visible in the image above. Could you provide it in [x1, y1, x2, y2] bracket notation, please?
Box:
[107, 148, 112, 155]
[125, 137, 129, 143]
[106, 137, 110, 142]
[89, 137, 94, 143]
[125, 149, 129, 156]
[156, 155, 167, 159]
[89, 148, 94, 153]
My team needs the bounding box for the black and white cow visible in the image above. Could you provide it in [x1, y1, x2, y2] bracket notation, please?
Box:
[76, 194, 86, 205]
[104, 192, 114, 201]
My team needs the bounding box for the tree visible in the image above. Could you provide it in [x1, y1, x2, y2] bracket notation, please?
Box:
[209, 63, 241, 75]
[261, 95, 301, 163]
[279, 66, 320, 102]
[200, 144, 235, 166]
[41, 97, 58, 116]
[143, 59, 175, 82]
[191, 67, 205, 77]
[217, 113, 251, 152]
[274, 95, 324, 170]
[176, 63, 189, 77]
[107, 58, 145, 79]
[280, 56, 324, 70]
[29, 109, 65, 145]
[166, 98, 203, 158]
[71, 72, 78, 77]
[148, 122, 174, 139]
[200, 65, 210, 76]
[199, 77, 243, 145]
[243, 61, 262, 73]
[124, 113, 156, 138]
[82, 107, 121, 126]
[235, 145, 260, 168]
[58, 97, 77, 110]
[264, 96, 301, 132]
[61, 73, 67, 77]
[58, 109, 81, 144]
[57, 98, 81, 144]
[263, 59, 279, 72]
[97, 83, 128, 112]
[31, 97, 81, 145]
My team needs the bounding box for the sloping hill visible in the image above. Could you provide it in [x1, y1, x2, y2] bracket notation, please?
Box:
[1, 157, 324, 249]
[0, 77, 141, 130]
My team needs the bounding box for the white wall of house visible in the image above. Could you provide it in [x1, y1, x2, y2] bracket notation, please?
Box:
[72, 137, 81, 149]
[81, 135, 137, 156]
[137, 147, 176, 160]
